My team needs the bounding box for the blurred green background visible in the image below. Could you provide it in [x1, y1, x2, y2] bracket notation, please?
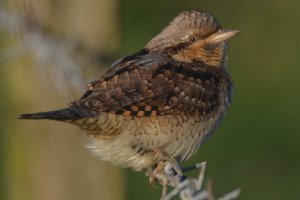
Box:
[1, 0, 300, 199]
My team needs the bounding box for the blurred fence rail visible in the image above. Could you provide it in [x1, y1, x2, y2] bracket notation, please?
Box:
[0, 1, 124, 200]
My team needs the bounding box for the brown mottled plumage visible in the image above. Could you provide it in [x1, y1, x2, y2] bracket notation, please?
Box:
[19, 11, 239, 171]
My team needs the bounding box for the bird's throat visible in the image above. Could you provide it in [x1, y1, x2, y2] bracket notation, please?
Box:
[171, 43, 225, 67]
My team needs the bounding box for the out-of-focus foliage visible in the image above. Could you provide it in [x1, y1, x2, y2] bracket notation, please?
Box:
[1, 0, 300, 200]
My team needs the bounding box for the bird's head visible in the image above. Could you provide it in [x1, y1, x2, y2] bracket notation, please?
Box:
[145, 11, 239, 67]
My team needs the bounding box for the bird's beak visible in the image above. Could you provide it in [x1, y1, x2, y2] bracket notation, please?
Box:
[207, 29, 240, 43]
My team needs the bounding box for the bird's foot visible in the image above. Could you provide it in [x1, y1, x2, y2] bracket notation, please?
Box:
[146, 159, 184, 200]
[146, 161, 170, 199]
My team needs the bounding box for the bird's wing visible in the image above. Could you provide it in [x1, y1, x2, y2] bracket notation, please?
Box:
[71, 53, 173, 115]
[110, 49, 149, 69]
[71, 53, 226, 117]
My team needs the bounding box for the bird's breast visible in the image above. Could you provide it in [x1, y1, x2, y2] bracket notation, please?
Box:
[85, 110, 225, 171]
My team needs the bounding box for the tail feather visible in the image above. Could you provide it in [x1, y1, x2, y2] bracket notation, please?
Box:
[18, 107, 97, 121]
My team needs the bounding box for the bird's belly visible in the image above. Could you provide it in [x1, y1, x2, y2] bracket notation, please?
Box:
[86, 113, 219, 171]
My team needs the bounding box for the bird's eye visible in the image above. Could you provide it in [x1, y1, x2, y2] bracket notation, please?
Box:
[189, 36, 196, 42]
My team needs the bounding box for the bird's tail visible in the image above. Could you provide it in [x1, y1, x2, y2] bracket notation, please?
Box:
[18, 107, 98, 121]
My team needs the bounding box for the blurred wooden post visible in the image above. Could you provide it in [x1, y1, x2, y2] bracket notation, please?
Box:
[4, 0, 125, 200]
